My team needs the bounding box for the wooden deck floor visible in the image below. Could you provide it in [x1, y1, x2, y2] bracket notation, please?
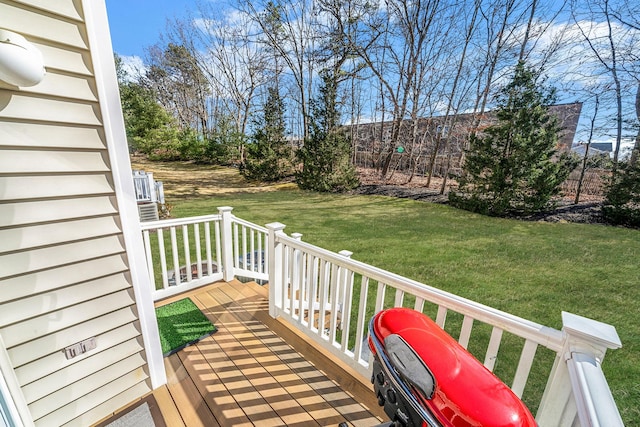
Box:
[151, 280, 384, 427]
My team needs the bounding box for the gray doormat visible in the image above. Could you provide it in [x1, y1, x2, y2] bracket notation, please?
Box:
[95, 395, 166, 427]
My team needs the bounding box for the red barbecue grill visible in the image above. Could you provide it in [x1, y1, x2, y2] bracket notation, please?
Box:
[366, 307, 537, 427]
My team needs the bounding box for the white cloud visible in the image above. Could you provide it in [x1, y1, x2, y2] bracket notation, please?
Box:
[118, 55, 147, 80]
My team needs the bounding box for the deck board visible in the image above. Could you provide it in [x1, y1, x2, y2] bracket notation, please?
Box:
[152, 384, 186, 427]
[156, 280, 383, 427]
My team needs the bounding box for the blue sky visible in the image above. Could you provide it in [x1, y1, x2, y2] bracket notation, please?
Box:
[103, 0, 637, 152]
[106, 0, 196, 58]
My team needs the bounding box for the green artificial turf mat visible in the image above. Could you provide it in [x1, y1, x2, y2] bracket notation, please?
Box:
[155, 298, 217, 356]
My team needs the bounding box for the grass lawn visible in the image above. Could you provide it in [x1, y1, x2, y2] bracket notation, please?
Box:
[136, 159, 639, 425]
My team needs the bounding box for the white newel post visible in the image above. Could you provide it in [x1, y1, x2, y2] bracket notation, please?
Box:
[536, 312, 622, 427]
[218, 207, 235, 282]
[267, 222, 286, 318]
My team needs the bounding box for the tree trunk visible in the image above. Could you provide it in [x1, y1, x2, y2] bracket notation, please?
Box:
[631, 82, 640, 166]
[575, 95, 599, 204]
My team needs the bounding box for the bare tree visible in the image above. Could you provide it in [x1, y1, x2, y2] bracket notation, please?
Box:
[470, 0, 525, 129]
[193, 4, 270, 136]
[609, 2, 640, 166]
[575, 93, 600, 204]
[347, 0, 450, 179]
[427, 0, 482, 190]
[572, 0, 626, 167]
[240, 0, 319, 139]
[144, 39, 211, 136]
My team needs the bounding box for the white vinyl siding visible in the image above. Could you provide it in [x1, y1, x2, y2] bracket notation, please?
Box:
[0, 176, 115, 201]
[14, 323, 142, 387]
[0, 122, 105, 149]
[6, 0, 83, 21]
[0, 1, 152, 426]
[0, 94, 102, 125]
[0, 150, 109, 173]
[0, 273, 132, 326]
[0, 3, 86, 48]
[0, 255, 128, 304]
[0, 197, 119, 228]
[0, 216, 122, 253]
[0, 235, 126, 278]
[31, 43, 92, 76]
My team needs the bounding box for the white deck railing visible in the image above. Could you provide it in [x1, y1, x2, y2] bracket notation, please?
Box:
[133, 170, 165, 204]
[140, 207, 623, 427]
[140, 207, 268, 301]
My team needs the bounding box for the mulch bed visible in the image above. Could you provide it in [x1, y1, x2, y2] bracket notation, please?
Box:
[353, 168, 607, 225]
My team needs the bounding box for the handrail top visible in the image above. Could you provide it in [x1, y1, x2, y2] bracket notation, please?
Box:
[140, 214, 222, 230]
[233, 216, 269, 233]
[277, 232, 564, 351]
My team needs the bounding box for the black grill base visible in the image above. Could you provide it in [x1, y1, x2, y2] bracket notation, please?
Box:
[371, 356, 429, 427]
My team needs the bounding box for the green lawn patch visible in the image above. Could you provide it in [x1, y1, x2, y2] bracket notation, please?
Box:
[155, 298, 217, 356]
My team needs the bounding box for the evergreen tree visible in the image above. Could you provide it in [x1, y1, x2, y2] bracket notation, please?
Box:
[241, 86, 293, 181]
[296, 71, 359, 192]
[603, 160, 640, 227]
[449, 61, 577, 216]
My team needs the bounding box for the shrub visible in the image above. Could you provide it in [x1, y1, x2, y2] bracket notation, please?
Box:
[603, 160, 640, 227]
[450, 61, 577, 216]
[242, 86, 294, 181]
[296, 70, 359, 192]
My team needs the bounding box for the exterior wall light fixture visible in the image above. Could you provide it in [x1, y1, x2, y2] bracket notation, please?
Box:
[0, 28, 45, 87]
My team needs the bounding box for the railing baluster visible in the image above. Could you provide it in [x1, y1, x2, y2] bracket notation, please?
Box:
[329, 262, 339, 342]
[233, 222, 239, 269]
[205, 221, 212, 276]
[194, 223, 202, 278]
[303, 254, 314, 329]
[338, 250, 353, 331]
[298, 252, 307, 325]
[300, 253, 308, 308]
[292, 234, 304, 322]
[414, 296, 425, 312]
[215, 220, 221, 268]
[284, 246, 295, 317]
[170, 227, 180, 286]
[308, 255, 319, 332]
[250, 229, 255, 271]
[374, 282, 386, 313]
[142, 230, 155, 289]
[258, 232, 264, 274]
[484, 326, 503, 371]
[459, 315, 474, 349]
[394, 288, 404, 307]
[242, 226, 248, 270]
[182, 225, 191, 282]
[511, 339, 538, 397]
[282, 242, 289, 312]
[354, 276, 370, 363]
[157, 228, 168, 289]
[341, 267, 355, 355]
[318, 259, 329, 336]
[436, 305, 447, 328]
